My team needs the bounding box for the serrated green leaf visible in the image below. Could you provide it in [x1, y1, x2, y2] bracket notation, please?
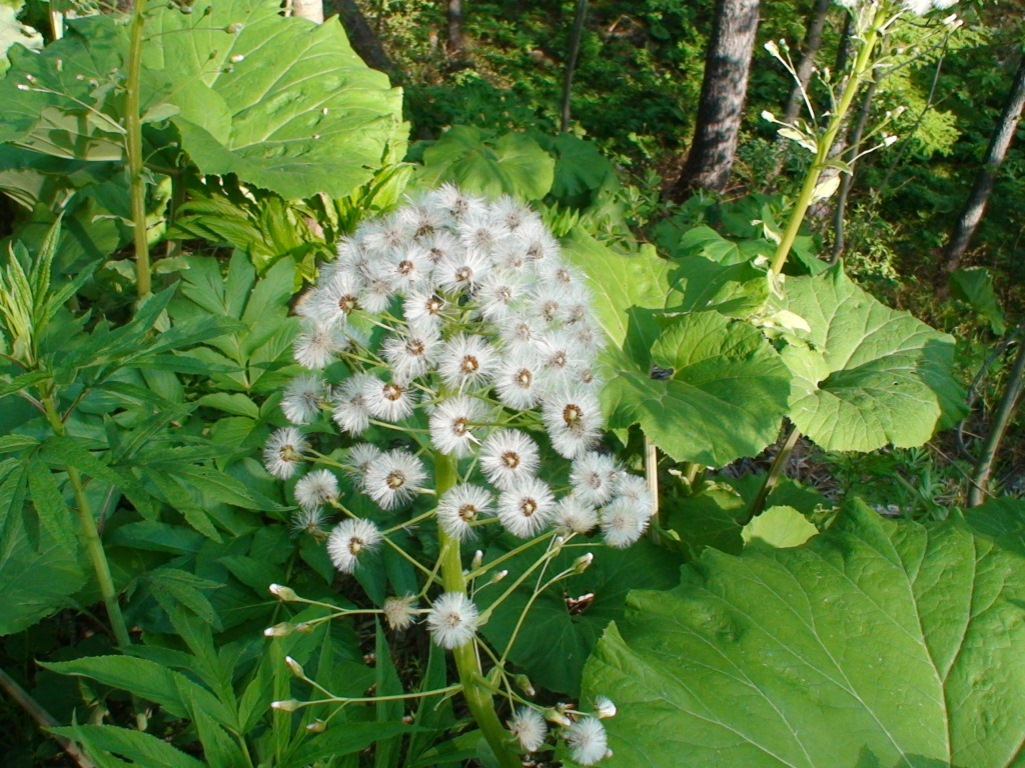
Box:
[198, 392, 260, 418]
[26, 462, 77, 554]
[46, 656, 234, 724]
[145, 0, 405, 200]
[418, 126, 555, 200]
[781, 266, 964, 452]
[602, 312, 791, 465]
[949, 266, 1006, 335]
[0, 464, 85, 635]
[50, 724, 206, 768]
[0, 434, 37, 453]
[583, 502, 1025, 768]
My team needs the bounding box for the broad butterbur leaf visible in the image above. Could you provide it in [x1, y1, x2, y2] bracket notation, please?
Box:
[583, 501, 1025, 767]
[782, 266, 963, 452]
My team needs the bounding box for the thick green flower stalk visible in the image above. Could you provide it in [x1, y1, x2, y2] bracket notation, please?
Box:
[264, 185, 650, 765]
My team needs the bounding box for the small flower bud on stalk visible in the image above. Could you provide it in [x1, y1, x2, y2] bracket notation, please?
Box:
[514, 674, 536, 698]
[271, 699, 301, 712]
[264, 622, 293, 637]
[269, 583, 298, 601]
[285, 656, 306, 678]
[306, 719, 326, 733]
[572, 553, 594, 574]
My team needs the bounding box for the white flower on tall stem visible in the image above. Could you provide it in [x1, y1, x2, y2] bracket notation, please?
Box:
[306, 271, 363, 326]
[404, 290, 449, 331]
[613, 474, 656, 517]
[327, 518, 382, 573]
[493, 351, 544, 411]
[437, 483, 493, 541]
[480, 429, 540, 490]
[263, 427, 309, 479]
[497, 477, 555, 538]
[364, 450, 427, 510]
[426, 591, 480, 649]
[383, 595, 419, 631]
[436, 247, 492, 292]
[382, 328, 439, 383]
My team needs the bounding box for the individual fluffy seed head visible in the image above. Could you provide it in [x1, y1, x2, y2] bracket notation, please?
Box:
[345, 442, 383, 489]
[564, 717, 609, 766]
[263, 427, 309, 479]
[480, 429, 540, 490]
[436, 483, 493, 541]
[438, 334, 497, 391]
[294, 469, 339, 512]
[327, 518, 382, 573]
[290, 506, 330, 539]
[429, 395, 489, 457]
[364, 450, 427, 510]
[381, 328, 438, 383]
[426, 591, 480, 649]
[332, 372, 376, 436]
[293, 320, 344, 370]
[570, 452, 621, 507]
[498, 477, 555, 538]
[494, 351, 544, 411]
[281, 373, 325, 425]
[508, 707, 548, 753]
[599, 496, 649, 548]
[383, 595, 419, 631]
[364, 377, 415, 423]
[554, 494, 599, 536]
[542, 385, 603, 459]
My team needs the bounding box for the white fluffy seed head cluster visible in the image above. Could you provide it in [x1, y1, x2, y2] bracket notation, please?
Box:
[265, 185, 652, 566]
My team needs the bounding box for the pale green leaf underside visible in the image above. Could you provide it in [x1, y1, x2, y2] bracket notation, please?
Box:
[584, 503, 1025, 768]
[782, 266, 961, 452]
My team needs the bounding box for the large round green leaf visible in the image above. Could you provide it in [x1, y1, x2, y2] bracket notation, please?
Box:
[583, 502, 1025, 768]
[782, 266, 963, 452]
[145, 0, 406, 201]
[602, 311, 791, 466]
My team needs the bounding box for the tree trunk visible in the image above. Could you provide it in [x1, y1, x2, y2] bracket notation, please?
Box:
[943, 54, 1025, 273]
[330, 0, 399, 77]
[672, 0, 760, 198]
[560, 0, 589, 132]
[291, 0, 324, 23]
[447, 0, 463, 56]
[781, 0, 832, 126]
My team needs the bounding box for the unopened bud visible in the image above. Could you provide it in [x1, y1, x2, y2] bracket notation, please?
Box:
[572, 553, 594, 574]
[306, 719, 326, 733]
[514, 674, 536, 698]
[545, 705, 572, 727]
[883, 135, 898, 147]
[761, 110, 776, 123]
[271, 699, 301, 712]
[294, 622, 314, 634]
[285, 656, 305, 678]
[269, 584, 298, 601]
[490, 569, 509, 584]
[471, 550, 484, 569]
[263, 622, 293, 637]
[226, 22, 244, 34]
[594, 695, 617, 719]
[551, 536, 565, 553]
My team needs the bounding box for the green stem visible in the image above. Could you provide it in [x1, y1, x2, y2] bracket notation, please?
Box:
[746, 423, 801, 523]
[770, 5, 883, 276]
[434, 452, 520, 768]
[43, 398, 131, 649]
[125, 0, 151, 298]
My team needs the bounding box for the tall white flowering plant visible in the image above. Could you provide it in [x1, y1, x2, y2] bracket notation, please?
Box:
[262, 184, 652, 766]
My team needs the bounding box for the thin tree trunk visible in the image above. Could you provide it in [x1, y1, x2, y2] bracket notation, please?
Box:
[831, 77, 878, 262]
[560, 0, 589, 132]
[331, 0, 399, 77]
[447, 0, 463, 56]
[292, 0, 324, 23]
[672, 0, 760, 198]
[765, 0, 832, 186]
[969, 334, 1025, 506]
[782, 0, 832, 126]
[943, 54, 1025, 273]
